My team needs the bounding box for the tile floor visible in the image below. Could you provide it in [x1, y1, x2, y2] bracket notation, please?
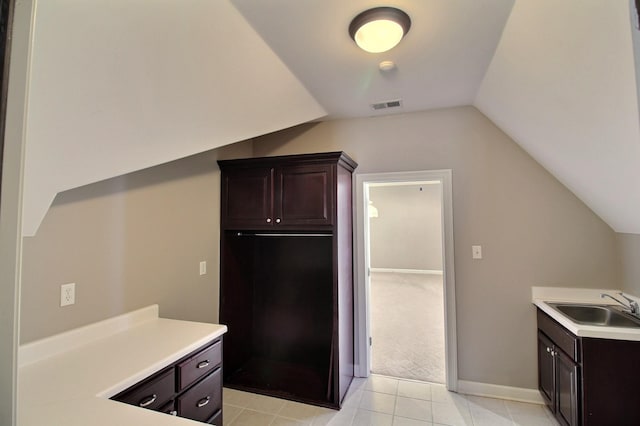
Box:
[222, 374, 559, 426]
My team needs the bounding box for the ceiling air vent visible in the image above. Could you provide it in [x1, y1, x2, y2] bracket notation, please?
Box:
[371, 99, 403, 111]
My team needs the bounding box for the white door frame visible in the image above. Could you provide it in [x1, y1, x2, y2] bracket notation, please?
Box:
[353, 170, 458, 391]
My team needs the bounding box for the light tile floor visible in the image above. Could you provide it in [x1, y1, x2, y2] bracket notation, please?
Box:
[222, 374, 559, 426]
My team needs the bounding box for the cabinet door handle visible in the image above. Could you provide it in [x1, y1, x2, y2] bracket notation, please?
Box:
[275, 218, 281, 223]
[266, 218, 272, 223]
[139, 394, 157, 407]
[197, 396, 211, 408]
[546, 347, 551, 353]
[197, 360, 210, 369]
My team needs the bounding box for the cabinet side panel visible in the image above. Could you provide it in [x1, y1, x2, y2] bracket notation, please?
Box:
[581, 338, 640, 426]
[220, 232, 255, 378]
[336, 165, 354, 403]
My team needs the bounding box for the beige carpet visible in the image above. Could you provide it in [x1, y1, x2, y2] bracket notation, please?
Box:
[370, 271, 446, 383]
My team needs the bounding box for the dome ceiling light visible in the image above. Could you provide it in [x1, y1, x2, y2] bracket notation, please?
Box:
[349, 7, 411, 53]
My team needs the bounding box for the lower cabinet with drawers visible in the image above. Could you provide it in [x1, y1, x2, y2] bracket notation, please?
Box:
[112, 338, 223, 425]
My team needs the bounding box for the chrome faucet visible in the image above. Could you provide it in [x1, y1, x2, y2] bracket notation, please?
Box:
[600, 292, 640, 316]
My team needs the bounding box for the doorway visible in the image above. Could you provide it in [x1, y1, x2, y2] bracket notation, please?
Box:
[354, 170, 457, 390]
[368, 181, 445, 383]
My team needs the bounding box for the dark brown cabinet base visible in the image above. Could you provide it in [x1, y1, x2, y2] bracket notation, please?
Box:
[219, 152, 357, 409]
[112, 338, 223, 424]
[537, 308, 640, 426]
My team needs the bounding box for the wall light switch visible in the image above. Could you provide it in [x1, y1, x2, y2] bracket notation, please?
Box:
[61, 283, 75, 307]
[472, 245, 483, 260]
[199, 261, 207, 276]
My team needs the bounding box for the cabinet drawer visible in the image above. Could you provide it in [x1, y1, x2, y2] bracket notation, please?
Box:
[113, 368, 175, 410]
[177, 340, 222, 391]
[537, 309, 580, 362]
[177, 368, 222, 422]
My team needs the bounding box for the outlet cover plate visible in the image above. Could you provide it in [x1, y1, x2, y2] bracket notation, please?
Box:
[61, 283, 75, 307]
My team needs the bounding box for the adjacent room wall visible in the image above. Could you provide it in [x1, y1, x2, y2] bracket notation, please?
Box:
[369, 184, 443, 271]
[618, 233, 640, 295]
[19, 141, 252, 344]
[252, 106, 621, 390]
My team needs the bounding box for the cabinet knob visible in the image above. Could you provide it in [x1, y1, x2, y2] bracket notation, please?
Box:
[546, 347, 551, 353]
[275, 218, 281, 224]
[266, 218, 272, 223]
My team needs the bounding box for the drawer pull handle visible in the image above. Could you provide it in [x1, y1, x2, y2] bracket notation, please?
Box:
[275, 218, 281, 223]
[197, 396, 211, 408]
[139, 394, 157, 407]
[197, 360, 210, 369]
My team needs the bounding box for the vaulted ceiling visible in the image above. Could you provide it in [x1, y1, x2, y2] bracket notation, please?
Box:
[230, 0, 640, 234]
[18, 0, 640, 235]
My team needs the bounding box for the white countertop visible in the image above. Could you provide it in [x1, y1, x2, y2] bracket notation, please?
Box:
[18, 305, 227, 425]
[532, 287, 640, 341]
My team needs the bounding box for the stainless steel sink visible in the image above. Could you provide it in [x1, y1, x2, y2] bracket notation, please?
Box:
[548, 303, 640, 328]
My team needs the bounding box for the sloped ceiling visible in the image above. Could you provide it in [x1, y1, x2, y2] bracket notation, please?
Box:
[475, 0, 640, 234]
[230, 0, 515, 118]
[20, 0, 640, 235]
[21, 0, 326, 236]
[232, 0, 640, 234]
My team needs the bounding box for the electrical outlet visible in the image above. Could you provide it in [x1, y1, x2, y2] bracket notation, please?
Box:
[60, 283, 75, 307]
[199, 261, 207, 276]
[472, 245, 483, 260]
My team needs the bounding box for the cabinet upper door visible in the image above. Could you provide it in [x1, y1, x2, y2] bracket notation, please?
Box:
[275, 164, 334, 228]
[221, 167, 273, 229]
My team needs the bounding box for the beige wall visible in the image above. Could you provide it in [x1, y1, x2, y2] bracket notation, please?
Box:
[618, 233, 640, 295]
[19, 105, 622, 390]
[19, 142, 252, 344]
[369, 184, 443, 271]
[252, 106, 620, 389]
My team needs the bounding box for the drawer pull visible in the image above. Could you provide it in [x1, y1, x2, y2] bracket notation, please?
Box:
[196, 396, 211, 408]
[197, 360, 210, 369]
[139, 394, 157, 407]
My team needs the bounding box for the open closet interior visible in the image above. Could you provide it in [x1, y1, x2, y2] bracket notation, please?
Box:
[218, 152, 357, 409]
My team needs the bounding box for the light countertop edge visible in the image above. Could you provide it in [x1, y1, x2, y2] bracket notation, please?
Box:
[532, 286, 640, 341]
[18, 306, 227, 426]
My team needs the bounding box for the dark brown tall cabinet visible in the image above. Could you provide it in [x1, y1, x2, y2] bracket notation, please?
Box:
[218, 152, 357, 409]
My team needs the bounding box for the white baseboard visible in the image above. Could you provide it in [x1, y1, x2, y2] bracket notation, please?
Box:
[457, 380, 545, 405]
[370, 268, 443, 275]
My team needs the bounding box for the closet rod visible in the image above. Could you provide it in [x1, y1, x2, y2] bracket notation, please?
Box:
[235, 232, 332, 238]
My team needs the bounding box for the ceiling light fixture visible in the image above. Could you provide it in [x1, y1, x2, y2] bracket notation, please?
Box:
[349, 7, 411, 53]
